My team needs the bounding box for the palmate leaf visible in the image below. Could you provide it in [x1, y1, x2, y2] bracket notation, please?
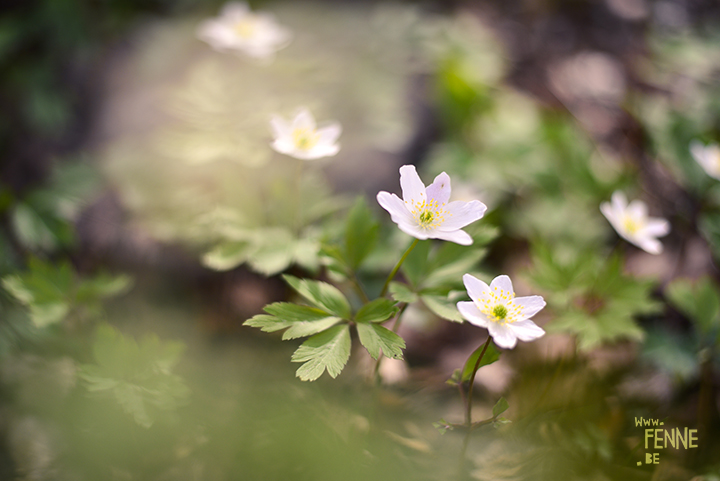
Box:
[666, 277, 720, 339]
[282, 317, 342, 340]
[291, 325, 351, 381]
[356, 323, 405, 360]
[354, 298, 398, 323]
[283, 275, 351, 319]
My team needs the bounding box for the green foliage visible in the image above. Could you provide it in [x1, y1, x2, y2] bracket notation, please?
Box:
[529, 245, 660, 351]
[291, 325, 351, 381]
[666, 277, 720, 345]
[388, 282, 418, 304]
[356, 323, 405, 360]
[354, 298, 398, 324]
[2, 257, 131, 328]
[79, 324, 189, 428]
[283, 275, 351, 319]
[447, 341, 500, 387]
[344, 197, 379, 271]
[492, 397, 509, 417]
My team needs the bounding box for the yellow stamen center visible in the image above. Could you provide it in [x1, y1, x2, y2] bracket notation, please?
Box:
[478, 287, 523, 325]
[233, 18, 258, 39]
[623, 216, 639, 235]
[408, 197, 451, 231]
[292, 128, 319, 151]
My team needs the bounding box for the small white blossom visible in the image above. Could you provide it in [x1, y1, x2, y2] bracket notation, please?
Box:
[376, 165, 487, 245]
[600, 191, 670, 255]
[197, 2, 291, 59]
[270, 109, 341, 160]
[457, 274, 545, 349]
[690, 140, 720, 181]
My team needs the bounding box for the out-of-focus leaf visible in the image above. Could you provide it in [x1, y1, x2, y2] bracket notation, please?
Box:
[666, 277, 720, 342]
[461, 341, 500, 383]
[492, 397, 509, 417]
[421, 293, 463, 322]
[344, 197, 379, 270]
[202, 241, 252, 271]
[356, 322, 405, 360]
[291, 325, 351, 381]
[389, 282, 418, 303]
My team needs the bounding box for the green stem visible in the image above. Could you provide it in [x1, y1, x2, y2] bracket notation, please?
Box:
[380, 238, 419, 297]
[464, 336, 492, 427]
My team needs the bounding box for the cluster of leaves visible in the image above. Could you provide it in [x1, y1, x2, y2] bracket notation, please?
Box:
[2, 257, 131, 328]
[529, 244, 662, 351]
[79, 324, 190, 428]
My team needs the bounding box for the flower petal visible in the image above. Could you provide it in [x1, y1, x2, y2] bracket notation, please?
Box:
[635, 236, 663, 255]
[600, 201, 618, 227]
[611, 191, 627, 213]
[221, 2, 250, 19]
[317, 122, 342, 146]
[431, 229, 472, 245]
[509, 319, 545, 342]
[426, 172, 451, 205]
[489, 275, 514, 296]
[642, 218, 670, 238]
[514, 295, 546, 319]
[377, 192, 414, 226]
[488, 322, 517, 349]
[627, 200, 648, 221]
[438, 200, 487, 230]
[463, 273, 491, 303]
[457, 301, 489, 328]
[399, 165, 427, 205]
[292, 108, 316, 131]
[270, 115, 291, 140]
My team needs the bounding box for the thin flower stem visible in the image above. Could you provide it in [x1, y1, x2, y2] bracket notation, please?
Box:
[380, 238, 419, 297]
[464, 336, 492, 427]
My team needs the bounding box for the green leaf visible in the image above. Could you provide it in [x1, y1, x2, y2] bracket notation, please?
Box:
[282, 317, 342, 340]
[247, 228, 295, 275]
[425, 241, 487, 288]
[355, 298, 398, 323]
[202, 241, 251, 271]
[344, 197, 379, 270]
[76, 273, 132, 301]
[666, 277, 720, 340]
[243, 314, 293, 333]
[283, 275, 351, 318]
[291, 325, 352, 381]
[461, 342, 500, 383]
[492, 397, 509, 417]
[422, 294, 463, 322]
[263, 302, 331, 322]
[356, 323, 405, 360]
[389, 282, 418, 303]
[401, 240, 431, 288]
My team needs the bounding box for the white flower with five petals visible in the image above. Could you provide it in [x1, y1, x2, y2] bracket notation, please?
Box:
[376, 165, 487, 245]
[457, 274, 546, 349]
[197, 2, 291, 59]
[690, 140, 720, 181]
[600, 191, 670, 255]
[270, 109, 341, 160]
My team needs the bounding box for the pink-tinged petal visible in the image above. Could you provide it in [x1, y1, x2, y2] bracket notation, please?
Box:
[377, 192, 414, 226]
[488, 322, 517, 349]
[635, 236, 663, 255]
[399, 165, 427, 205]
[426, 172, 451, 205]
[611, 191, 627, 213]
[509, 319, 545, 342]
[463, 273, 491, 304]
[642, 218, 670, 238]
[489, 275, 514, 296]
[270, 115, 291, 140]
[514, 295, 546, 319]
[627, 200, 647, 220]
[397, 222, 430, 240]
[317, 122, 342, 146]
[457, 301, 489, 327]
[221, 2, 250, 19]
[432, 229, 472, 245]
[292, 108, 316, 131]
[438, 200, 487, 230]
[600, 201, 618, 226]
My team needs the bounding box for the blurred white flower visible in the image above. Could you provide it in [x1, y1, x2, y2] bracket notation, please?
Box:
[690, 140, 720, 180]
[600, 191, 670, 255]
[197, 2, 291, 59]
[270, 108, 341, 160]
[377, 165, 486, 245]
[457, 274, 545, 349]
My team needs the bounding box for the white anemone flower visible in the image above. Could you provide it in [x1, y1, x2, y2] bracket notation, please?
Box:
[376, 165, 487, 245]
[270, 109, 341, 160]
[197, 2, 291, 59]
[690, 140, 720, 180]
[600, 191, 670, 255]
[457, 274, 546, 349]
